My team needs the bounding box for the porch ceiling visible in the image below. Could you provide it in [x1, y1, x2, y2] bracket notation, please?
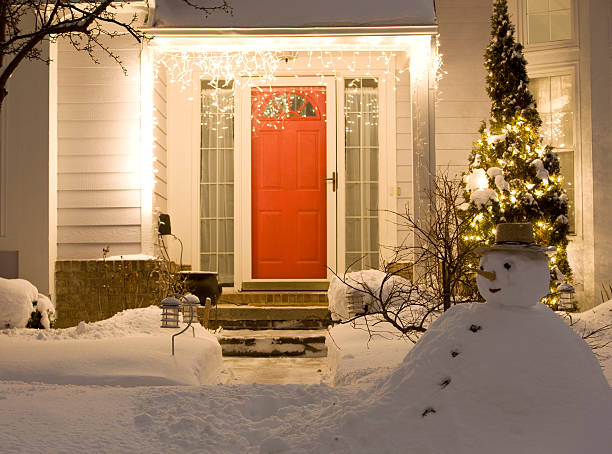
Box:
[150, 0, 437, 31]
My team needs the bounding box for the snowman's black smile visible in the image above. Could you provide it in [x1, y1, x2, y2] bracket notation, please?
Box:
[489, 288, 501, 293]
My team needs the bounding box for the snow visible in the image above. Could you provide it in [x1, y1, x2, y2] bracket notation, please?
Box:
[532, 158, 550, 180]
[463, 168, 489, 191]
[327, 269, 412, 321]
[98, 253, 157, 261]
[470, 188, 499, 208]
[0, 278, 55, 329]
[1, 255, 612, 451]
[0, 306, 223, 386]
[152, 0, 437, 29]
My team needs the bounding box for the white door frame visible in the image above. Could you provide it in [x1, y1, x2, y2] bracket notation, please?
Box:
[235, 76, 338, 288]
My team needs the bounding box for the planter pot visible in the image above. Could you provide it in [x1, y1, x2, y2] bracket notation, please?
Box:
[181, 271, 221, 306]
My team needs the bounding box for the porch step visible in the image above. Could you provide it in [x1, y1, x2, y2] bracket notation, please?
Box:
[218, 291, 328, 307]
[205, 304, 332, 330]
[217, 329, 328, 358]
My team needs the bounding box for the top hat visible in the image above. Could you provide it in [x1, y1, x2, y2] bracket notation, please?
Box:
[474, 223, 556, 256]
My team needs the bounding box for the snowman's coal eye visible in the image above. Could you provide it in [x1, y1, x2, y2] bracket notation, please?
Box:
[479, 265, 484, 271]
[504, 263, 511, 270]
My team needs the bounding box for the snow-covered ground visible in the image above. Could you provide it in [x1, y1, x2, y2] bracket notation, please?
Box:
[0, 306, 222, 386]
[1, 300, 611, 453]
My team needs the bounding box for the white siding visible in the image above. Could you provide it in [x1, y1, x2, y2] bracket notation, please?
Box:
[435, 0, 491, 178]
[57, 36, 142, 259]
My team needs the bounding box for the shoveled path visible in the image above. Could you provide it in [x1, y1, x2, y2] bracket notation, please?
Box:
[219, 356, 328, 385]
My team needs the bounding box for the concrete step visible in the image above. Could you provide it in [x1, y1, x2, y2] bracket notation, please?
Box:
[218, 291, 328, 307]
[204, 304, 332, 330]
[217, 329, 328, 358]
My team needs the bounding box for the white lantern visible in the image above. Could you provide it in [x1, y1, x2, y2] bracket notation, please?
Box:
[160, 296, 181, 328]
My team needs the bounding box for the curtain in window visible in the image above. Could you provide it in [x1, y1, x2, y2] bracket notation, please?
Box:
[344, 79, 379, 271]
[200, 81, 234, 284]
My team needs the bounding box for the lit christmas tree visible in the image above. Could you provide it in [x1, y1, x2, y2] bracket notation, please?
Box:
[460, 0, 572, 307]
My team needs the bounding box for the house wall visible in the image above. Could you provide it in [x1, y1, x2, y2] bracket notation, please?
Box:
[0, 43, 51, 294]
[56, 36, 142, 260]
[435, 0, 491, 179]
[506, 0, 612, 309]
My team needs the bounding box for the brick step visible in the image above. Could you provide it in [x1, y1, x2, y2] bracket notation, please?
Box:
[217, 329, 327, 358]
[202, 305, 332, 330]
[218, 292, 328, 307]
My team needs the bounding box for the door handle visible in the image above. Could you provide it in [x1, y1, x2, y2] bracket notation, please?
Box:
[324, 171, 338, 192]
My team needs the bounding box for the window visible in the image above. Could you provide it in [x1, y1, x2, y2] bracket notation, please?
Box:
[344, 78, 379, 271]
[200, 80, 234, 285]
[529, 74, 575, 231]
[526, 0, 572, 44]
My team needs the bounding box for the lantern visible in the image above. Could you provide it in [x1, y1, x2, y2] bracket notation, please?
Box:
[160, 296, 181, 328]
[182, 293, 200, 324]
[557, 282, 575, 311]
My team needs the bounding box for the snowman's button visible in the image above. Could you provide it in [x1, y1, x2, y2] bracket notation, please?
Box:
[422, 407, 436, 417]
[439, 377, 451, 389]
[469, 324, 482, 333]
[451, 350, 460, 357]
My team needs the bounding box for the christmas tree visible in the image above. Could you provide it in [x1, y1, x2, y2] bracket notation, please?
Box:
[460, 0, 572, 307]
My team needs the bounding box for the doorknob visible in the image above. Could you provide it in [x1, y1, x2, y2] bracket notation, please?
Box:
[324, 171, 338, 192]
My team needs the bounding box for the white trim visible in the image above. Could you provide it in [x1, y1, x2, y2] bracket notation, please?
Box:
[517, 0, 579, 51]
[0, 83, 6, 238]
[48, 40, 59, 301]
[140, 45, 155, 256]
[142, 26, 438, 37]
[527, 63, 582, 239]
[146, 34, 433, 54]
[236, 76, 337, 287]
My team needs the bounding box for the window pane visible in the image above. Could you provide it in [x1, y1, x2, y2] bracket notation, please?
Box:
[528, 13, 550, 43]
[344, 79, 379, 271]
[200, 254, 216, 272]
[201, 85, 234, 283]
[201, 149, 217, 183]
[200, 219, 217, 252]
[346, 218, 362, 252]
[550, 0, 570, 11]
[550, 11, 571, 41]
[218, 184, 233, 218]
[529, 75, 575, 231]
[528, 0, 549, 13]
[346, 183, 361, 216]
[200, 185, 217, 218]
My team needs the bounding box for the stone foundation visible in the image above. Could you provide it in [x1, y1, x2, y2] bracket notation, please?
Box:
[54, 259, 171, 328]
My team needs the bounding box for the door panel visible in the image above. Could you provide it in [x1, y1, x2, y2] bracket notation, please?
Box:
[251, 87, 327, 279]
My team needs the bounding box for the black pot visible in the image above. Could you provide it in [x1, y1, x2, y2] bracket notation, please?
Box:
[181, 272, 221, 306]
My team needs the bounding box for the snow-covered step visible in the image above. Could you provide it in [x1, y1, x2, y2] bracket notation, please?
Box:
[217, 329, 328, 358]
[205, 305, 332, 330]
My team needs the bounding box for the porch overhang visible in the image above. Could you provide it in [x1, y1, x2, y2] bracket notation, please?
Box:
[140, 27, 438, 52]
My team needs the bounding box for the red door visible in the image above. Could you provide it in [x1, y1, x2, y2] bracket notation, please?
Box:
[251, 87, 327, 279]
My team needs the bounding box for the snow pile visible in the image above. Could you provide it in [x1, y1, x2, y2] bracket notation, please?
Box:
[0, 306, 223, 386]
[463, 168, 489, 191]
[326, 320, 414, 385]
[570, 299, 612, 383]
[328, 269, 413, 321]
[1, 301, 611, 452]
[0, 277, 55, 329]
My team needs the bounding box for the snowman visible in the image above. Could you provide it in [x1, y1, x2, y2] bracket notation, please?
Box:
[342, 222, 612, 454]
[474, 222, 553, 308]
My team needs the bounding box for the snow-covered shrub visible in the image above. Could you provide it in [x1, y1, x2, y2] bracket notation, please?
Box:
[0, 278, 55, 329]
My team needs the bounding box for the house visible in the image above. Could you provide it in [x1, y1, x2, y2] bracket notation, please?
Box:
[0, 0, 610, 324]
